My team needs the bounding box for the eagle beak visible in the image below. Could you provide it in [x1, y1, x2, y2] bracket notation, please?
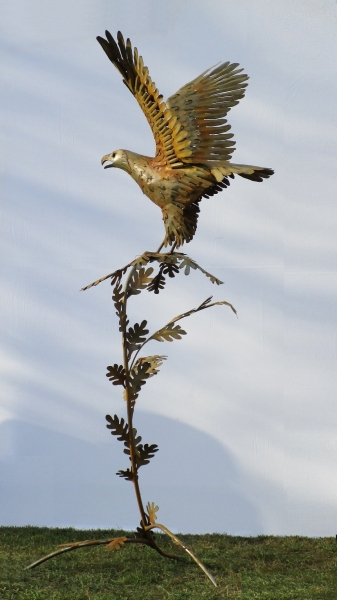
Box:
[101, 154, 114, 168]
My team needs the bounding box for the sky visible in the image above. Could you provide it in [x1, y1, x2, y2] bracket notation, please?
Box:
[1, 0, 337, 536]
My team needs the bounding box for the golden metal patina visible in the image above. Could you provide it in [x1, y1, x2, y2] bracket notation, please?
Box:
[26, 30, 274, 588]
[98, 30, 273, 247]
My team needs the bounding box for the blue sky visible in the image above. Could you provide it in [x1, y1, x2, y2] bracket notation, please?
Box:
[1, 0, 337, 535]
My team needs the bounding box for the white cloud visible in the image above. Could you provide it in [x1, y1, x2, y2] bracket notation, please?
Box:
[1, 0, 337, 535]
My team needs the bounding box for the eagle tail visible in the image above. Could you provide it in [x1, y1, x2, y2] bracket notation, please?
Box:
[211, 163, 274, 183]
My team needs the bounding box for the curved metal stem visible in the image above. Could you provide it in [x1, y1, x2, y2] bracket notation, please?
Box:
[121, 265, 148, 528]
[24, 537, 153, 570]
[121, 267, 181, 560]
[145, 523, 217, 587]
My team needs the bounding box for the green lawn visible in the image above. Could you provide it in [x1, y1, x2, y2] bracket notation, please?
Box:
[0, 527, 336, 599]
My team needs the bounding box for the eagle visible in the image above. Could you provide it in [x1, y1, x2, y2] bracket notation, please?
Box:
[97, 31, 274, 248]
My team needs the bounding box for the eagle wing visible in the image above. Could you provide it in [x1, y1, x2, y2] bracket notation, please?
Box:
[166, 62, 249, 165]
[97, 31, 248, 171]
[97, 31, 184, 167]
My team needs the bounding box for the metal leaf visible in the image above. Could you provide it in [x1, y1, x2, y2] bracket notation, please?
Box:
[146, 501, 159, 524]
[126, 320, 149, 358]
[147, 267, 166, 294]
[127, 267, 154, 297]
[105, 536, 128, 551]
[135, 355, 167, 377]
[136, 443, 159, 467]
[106, 364, 126, 387]
[105, 414, 129, 442]
[125, 361, 152, 402]
[122, 427, 142, 455]
[81, 250, 223, 292]
[151, 323, 187, 342]
[112, 281, 128, 332]
[122, 425, 158, 468]
[161, 262, 180, 278]
[116, 468, 134, 481]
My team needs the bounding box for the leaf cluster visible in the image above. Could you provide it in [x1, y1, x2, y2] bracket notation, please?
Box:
[146, 252, 223, 294]
[106, 356, 166, 410]
[126, 355, 167, 404]
[105, 414, 159, 479]
[81, 250, 223, 295]
[122, 425, 159, 470]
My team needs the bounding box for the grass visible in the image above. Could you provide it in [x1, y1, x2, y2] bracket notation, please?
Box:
[0, 527, 336, 599]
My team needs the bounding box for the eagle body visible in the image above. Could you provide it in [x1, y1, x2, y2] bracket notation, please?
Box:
[98, 31, 274, 247]
[104, 149, 212, 209]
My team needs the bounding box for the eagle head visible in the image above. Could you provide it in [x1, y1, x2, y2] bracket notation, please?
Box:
[101, 149, 129, 171]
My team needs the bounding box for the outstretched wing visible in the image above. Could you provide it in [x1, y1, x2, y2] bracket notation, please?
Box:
[97, 31, 183, 167]
[166, 62, 249, 165]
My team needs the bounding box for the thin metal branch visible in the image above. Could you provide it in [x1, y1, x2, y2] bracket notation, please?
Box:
[145, 523, 218, 587]
[121, 265, 148, 527]
[24, 537, 153, 570]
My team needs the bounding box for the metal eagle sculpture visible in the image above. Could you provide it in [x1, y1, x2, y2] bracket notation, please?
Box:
[97, 30, 274, 248]
[25, 31, 275, 587]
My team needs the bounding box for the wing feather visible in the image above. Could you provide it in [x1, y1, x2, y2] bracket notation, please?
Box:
[97, 31, 182, 167]
[166, 62, 249, 165]
[97, 31, 249, 169]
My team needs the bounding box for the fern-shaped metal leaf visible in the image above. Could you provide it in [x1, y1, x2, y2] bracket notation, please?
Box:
[135, 355, 167, 377]
[106, 364, 126, 387]
[136, 443, 159, 467]
[124, 361, 152, 402]
[146, 501, 159, 524]
[151, 323, 187, 342]
[147, 266, 166, 294]
[127, 267, 154, 297]
[105, 536, 128, 551]
[105, 414, 129, 441]
[126, 320, 149, 358]
[162, 262, 180, 278]
[110, 267, 128, 285]
[123, 427, 142, 456]
[116, 468, 134, 480]
[112, 281, 128, 332]
[122, 424, 158, 468]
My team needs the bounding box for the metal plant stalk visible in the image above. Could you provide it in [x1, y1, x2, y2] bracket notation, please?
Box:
[25, 29, 274, 587]
[25, 244, 237, 586]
